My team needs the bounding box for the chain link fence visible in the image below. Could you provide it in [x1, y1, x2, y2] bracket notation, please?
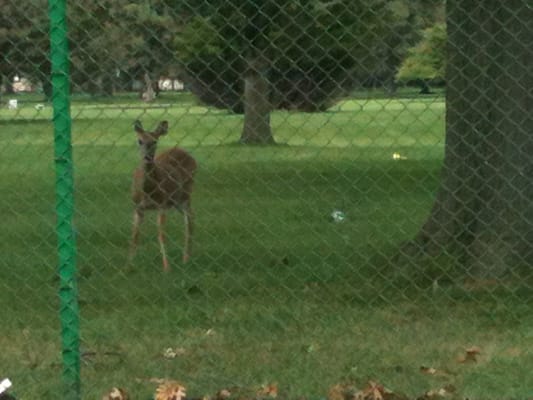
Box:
[1, 0, 532, 399]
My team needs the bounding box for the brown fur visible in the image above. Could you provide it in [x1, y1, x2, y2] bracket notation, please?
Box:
[129, 120, 197, 269]
[132, 147, 196, 210]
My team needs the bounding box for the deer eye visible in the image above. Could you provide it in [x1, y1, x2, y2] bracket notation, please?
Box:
[137, 139, 143, 146]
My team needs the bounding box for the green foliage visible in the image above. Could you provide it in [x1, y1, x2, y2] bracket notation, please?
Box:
[176, 0, 393, 112]
[375, 0, 445, 89]
[1, 0, 444, 101]
[178, 17, 222, 60]
[1, 0, 183, 96]
[396, 23, 447, 82]
[68, 0, 180, 95]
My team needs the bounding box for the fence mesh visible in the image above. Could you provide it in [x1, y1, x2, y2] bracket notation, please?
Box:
[1, 0, 532, 399]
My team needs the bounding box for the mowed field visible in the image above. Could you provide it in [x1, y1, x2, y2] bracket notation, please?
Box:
[0, 91, 531, 399]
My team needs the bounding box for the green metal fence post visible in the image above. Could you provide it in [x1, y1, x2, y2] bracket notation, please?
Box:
[49, 0, 80, 399]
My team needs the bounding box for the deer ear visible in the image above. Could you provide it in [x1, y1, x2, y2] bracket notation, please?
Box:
[154, 121, 169, 136]
[134, 120, 144, 134]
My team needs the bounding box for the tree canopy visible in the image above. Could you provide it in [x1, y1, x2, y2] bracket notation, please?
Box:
[67, 0, 181, 95]
[176, 0, 394, 112]
[1, 0, 444, 104]
[396, 22, 446, 83]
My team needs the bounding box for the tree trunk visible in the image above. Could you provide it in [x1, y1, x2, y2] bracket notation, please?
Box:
[407, 0, 533, 277]
[240, 55, 275, 144]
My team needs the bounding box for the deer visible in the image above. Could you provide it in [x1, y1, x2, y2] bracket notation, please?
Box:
[129, 120, 197, 271]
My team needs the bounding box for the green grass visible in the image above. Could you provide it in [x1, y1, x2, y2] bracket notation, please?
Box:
[1, 92, 532, 400]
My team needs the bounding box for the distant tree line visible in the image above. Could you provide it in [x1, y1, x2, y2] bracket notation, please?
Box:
[1, 0, 444, 97]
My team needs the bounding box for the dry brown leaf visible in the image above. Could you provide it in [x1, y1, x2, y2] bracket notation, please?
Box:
[328, 384, 347, 400]
[353, 381, 407, 400]
[102, 387, 129, 400]
[328, 383, 358, 400]
[257, 383, 278, 398]
[355, 381, 386, 400]
[155, 380, 187, 400]
[203, 383, 407, 400]
[215, 389, 232, 400]
[457, 346, 481, 363]
[420, 366, 437, 375]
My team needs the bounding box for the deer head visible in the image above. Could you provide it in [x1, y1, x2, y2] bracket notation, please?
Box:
[134, 120, 169, 163]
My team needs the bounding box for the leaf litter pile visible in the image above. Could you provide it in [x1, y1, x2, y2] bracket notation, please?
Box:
[101, 347, 490, 400]
[102, 379, 460, 400]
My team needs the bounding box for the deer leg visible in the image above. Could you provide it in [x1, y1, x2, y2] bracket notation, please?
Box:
[181, 202, 194, 263]
[129, 209, 144, 263]
[157, 211, 170, 271]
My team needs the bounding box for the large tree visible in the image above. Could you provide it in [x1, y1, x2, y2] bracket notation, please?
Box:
[176, 0, 392, 144]
[406, 0, 533, 277]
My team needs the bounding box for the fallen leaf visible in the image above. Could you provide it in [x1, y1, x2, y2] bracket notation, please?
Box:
[215, 389, 232, 400]
[363, 381, 385, 400]
[328, 383, 358, 400]
[257, 383, 278, 398]
[354, 381, 405, 400]
[102, 387, 129, 400]
[457, 346, 481, 363]
[420, 366, 437, 375]
[155, 380, 187, 400]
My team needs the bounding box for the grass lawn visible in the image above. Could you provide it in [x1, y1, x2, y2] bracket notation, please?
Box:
[0, 91, 531, 399]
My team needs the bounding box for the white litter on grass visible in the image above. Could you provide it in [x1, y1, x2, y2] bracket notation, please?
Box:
[35, 104, 45, 110]
[7, 99, 17, 109]
[0, 378, 12, 395]
[331, 210, 346, 223]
